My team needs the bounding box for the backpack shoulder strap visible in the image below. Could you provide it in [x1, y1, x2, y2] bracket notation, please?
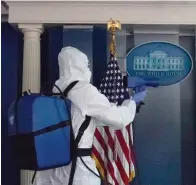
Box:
[62, 80, 92, 185]
[75, 115, 91, 144]
[68, 115, 91, 185]
[63, 81, 79, 97]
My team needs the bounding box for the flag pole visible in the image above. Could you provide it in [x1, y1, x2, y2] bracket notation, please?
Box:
[107, 19, 122, 163]
[108, 19, 141, 185]
[92, 19, 137, 185]
[107, 19, 121, 58]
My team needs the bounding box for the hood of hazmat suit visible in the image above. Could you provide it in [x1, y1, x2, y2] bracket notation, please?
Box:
[34, 46, 136, 185]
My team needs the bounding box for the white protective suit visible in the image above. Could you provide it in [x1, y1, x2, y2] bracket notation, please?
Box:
[34, 46, 136, 185]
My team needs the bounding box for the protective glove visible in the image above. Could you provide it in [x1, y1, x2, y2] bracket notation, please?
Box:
[132, 86, 147, 104]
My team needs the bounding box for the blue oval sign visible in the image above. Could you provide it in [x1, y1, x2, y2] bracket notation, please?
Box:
[126, 42, 193, 86]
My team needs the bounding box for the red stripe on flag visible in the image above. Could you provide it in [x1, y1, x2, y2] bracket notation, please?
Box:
[104, 127, 115, 153]
[126, 125, 136, 165]
[126, 125, 131, 143]
[94, 130, 107, 151]
[94, 129, 119, 185]
[115, 154, 129, 185]
[116, 130, 130, 163]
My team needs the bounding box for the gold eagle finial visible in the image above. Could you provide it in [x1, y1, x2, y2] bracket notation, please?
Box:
[107, 19, 121, 57]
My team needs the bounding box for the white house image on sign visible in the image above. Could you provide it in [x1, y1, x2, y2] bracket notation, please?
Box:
[133, 50, 184, 71]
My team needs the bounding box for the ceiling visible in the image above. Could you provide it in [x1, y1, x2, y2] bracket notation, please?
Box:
[2, 1, 195, 34]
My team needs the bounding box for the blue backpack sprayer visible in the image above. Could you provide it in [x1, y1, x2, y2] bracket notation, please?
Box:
[8, 81, 101, 185]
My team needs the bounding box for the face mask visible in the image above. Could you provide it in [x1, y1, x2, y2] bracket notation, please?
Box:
[84, 68, 92, 82]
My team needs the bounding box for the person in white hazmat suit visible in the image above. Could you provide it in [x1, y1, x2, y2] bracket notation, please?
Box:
[34, 46, 147, 185]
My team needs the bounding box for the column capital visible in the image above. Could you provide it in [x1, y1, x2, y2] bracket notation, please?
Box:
[18, 23, 43, 34]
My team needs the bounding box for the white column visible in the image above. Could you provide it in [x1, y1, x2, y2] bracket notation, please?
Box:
[18, 23, 43, 185]
[19, 24, 43, 93]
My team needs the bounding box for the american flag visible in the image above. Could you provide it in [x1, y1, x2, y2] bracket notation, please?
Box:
[92, 55, 136, 185]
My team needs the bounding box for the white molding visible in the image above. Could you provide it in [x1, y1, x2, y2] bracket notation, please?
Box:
[6, 0, 196, 1]
[133, 30, 180, 35]
[7, 1, 196, 25]
[132, 25, 180, 35]
[179, 29, 195, 36]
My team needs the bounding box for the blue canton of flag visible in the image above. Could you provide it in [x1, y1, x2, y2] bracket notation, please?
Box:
[99, 56, 129, 105]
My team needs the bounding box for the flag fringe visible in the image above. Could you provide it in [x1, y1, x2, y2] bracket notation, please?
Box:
[92, 154, 105, 179]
